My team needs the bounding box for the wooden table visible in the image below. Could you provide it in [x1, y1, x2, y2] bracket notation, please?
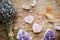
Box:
[0, 0, 60, 40]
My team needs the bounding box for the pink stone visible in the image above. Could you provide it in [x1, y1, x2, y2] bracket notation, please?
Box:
[32, 23, 43, 33]
[24, 15, 34, 24]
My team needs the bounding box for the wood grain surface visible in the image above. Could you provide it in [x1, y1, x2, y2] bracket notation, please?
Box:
[0, 0, 60, 40]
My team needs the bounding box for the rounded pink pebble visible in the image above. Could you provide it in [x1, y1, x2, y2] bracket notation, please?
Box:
[24, 15, 34, 24]
[32, 23, 43, 33]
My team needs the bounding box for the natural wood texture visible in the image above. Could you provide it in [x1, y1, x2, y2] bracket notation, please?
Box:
[0, 24, 8, 40]
[0, 0, 60, 40]
[12, 0, 60, 40]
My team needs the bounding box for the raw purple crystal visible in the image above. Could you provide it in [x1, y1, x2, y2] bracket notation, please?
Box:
[17, 29, 32, 40]
[42, 29, 55, 40]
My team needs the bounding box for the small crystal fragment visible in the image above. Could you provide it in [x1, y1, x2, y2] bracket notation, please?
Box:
[31, 0, 37, 7]
[46, 5, 52, 13]
[42, 29, 55, 40]
[24, 15, 34, 24]
[17, 29, 32, 40]
[55, 26, 60, 30]
[32, 23, 43, 33]
[22, 4, 30, 10]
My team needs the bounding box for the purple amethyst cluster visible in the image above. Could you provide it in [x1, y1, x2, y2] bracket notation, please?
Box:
[17, 29, 32, 40]
[42, 29, 55, 40]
